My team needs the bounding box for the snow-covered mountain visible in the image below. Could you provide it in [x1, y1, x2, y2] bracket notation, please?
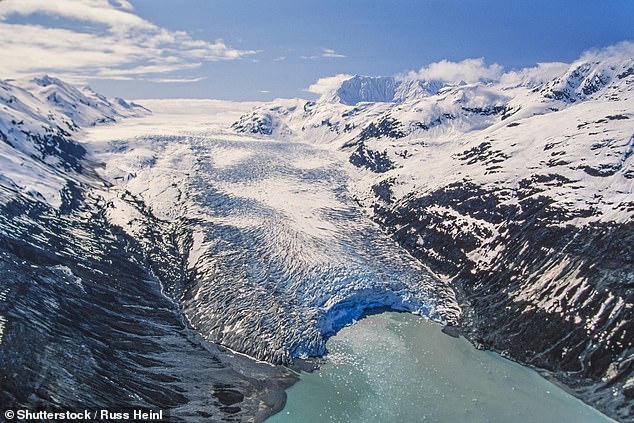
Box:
[232, 50, 634, 419]
[0, 75, 149, 207]
[0, 78, 298, 421]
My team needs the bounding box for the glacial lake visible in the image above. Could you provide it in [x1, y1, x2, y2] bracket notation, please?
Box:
[268, 312, 614, 423]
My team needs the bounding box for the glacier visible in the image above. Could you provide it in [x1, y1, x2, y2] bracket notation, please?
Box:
[0, 79, 298, 421]
[90, 123, 461, 365]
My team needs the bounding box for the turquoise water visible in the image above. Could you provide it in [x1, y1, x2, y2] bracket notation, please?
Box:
[268, 312, 614, 423]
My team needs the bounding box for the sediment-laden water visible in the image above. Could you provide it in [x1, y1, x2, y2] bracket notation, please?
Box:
[269, 312, 615, 423]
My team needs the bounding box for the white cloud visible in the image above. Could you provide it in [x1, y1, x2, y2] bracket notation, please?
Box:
[497, 41, 634, 87]
[579, 40, 634, 63]
[403, 58, 571, 88]
[402, 41, 633, 88]
[0, 0, 153, 32]
[301, 48, 346, 60]
[322, 48, 346, 58]
[113, 0, 134, 11]
[499, 62, 569, 87]
[406, 58, 503, 83]
[306, 74, 353, 95]
[146, 76, 208, 84]
[0, 0, 255, 82]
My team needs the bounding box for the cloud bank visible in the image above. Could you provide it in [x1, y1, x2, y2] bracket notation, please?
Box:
[408, 41, 633, 86]
[405, 58, 504, 84]
[0, 0, 254, 83]
[498, 62, 569, 87]
[306, 74, 353, 95]
[578, 40, 634, 63]
[308, 41, 633, 97]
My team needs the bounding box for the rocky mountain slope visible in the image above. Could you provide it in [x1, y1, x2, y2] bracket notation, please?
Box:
[0, 75, 149, 207]
[0, 77, 297, 422]
[233, 48, 634, 419]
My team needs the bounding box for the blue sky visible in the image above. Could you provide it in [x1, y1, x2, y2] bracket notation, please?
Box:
[0, 0, 632, 100]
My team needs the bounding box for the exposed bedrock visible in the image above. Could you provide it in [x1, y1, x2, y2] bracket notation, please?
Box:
[370, 181, 633, 420]
[0, 186, 297, 422]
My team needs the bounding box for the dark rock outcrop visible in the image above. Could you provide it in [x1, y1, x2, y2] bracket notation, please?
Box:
[369, 179, 633, 420]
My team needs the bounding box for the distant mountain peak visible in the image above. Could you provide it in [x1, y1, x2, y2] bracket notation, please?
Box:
[325, 75, 445, 105]
[0, 76, 149, 206]
[31, 74, 66, 87]
[332, 75, 398, 105]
